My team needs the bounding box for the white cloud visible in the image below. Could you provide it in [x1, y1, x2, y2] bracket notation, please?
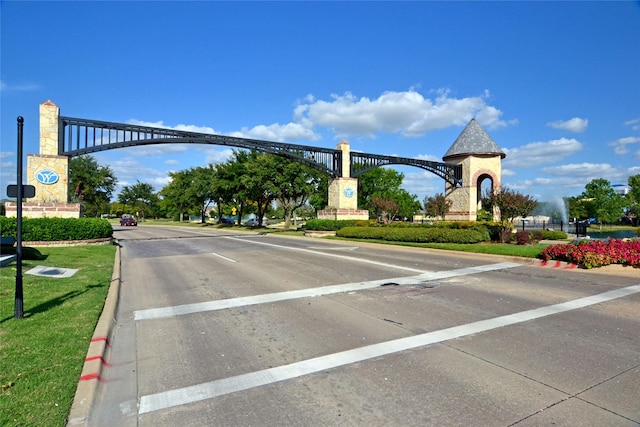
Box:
[230, 122, 319, 142]
[127, 119, 217, 135]
[540, 162, 624, 180]
[204, 147, 234, 165]
[624, 118, 640, 131]
[415, 153, 442, 162]
[401, 170, 444, 202]
[608, 136, 640, 155]
[0, 80, 40, 92]
[546, 117, 588, 133]
[502, 138, 582, 169]
[116, 144, 188, 157]
[294, 88, 509, 139]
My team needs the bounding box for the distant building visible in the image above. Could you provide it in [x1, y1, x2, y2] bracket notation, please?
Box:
[612, 184, 630, 196]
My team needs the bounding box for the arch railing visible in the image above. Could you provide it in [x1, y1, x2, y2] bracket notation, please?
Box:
[58, 116, 461, 186]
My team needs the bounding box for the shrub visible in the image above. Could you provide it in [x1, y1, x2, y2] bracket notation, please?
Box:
[478, 221, 505, 241]
[540, 230, 568, 240]
[0, 217, 113, 241]
[515, 230, 531, 245]
[336, 226, 489, 244]
[305, 219, 361, 231]
[500, 229, 513, 243]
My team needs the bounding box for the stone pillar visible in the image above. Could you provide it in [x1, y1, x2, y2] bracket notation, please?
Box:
[7, 100, 82, 218]
[318, 141, 369, 220]
[27, 101, 71, 204]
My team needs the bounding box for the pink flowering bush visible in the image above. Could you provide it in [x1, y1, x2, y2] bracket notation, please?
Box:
[540, 238, 640, 269]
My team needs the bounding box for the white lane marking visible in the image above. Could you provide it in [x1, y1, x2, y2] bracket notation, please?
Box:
[139, 284, 640, 414]
[306, 246, 358, 251]
[223, 235, 430, 273]
[210, 252, 237, 263]
[133, 262, 521, 320]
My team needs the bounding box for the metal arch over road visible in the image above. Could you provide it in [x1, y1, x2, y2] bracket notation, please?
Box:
[350, 151, 462, 183]
[58, 116, 462, 186]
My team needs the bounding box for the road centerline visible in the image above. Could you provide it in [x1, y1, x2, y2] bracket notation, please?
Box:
[138, 284, 640, 415]
[223, 235, 430, 273]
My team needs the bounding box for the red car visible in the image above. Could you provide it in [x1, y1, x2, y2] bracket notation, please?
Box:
[120, 217, 137, 226]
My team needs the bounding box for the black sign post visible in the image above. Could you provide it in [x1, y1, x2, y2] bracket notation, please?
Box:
[15, 117, 25, 319]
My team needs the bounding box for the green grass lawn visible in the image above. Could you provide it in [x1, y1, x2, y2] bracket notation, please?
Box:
[0, 244, 116, 427]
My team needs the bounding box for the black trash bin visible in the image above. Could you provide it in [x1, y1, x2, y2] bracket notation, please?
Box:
[575, 221, 588, 237]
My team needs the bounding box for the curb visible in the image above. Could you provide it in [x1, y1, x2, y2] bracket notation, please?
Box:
[66, 244, 121, 426]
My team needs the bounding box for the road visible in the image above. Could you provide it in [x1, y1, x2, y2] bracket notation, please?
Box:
[89, 224, 640, 426]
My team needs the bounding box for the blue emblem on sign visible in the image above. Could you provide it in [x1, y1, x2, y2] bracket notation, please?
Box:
[343, 187, 354, 198]
[36, 170, 60, 185]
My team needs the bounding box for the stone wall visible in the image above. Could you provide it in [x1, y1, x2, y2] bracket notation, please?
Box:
[5, 202, 82, 218]
[317, 209, 369, 221]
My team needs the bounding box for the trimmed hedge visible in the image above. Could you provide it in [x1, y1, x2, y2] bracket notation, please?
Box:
[305, 219, 366, 231]
[540, 229, 568, 240]
[336, 226, 490, 243]
[0, 217, 113, 241]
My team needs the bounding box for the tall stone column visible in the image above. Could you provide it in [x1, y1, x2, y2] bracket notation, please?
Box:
[26, 101, 70, 203]
[9, 100, 82, 218]
[319, 141, 369, 220]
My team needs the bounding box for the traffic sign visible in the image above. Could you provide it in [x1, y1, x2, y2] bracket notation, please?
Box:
[7, 184, 36, 198]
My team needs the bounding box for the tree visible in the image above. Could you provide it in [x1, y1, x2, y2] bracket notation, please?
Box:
[238, 152, 279, 226]
[358, 167, 420, 219]
[308, 175, 329, 212]
[423, 193, 453, 220]
[269, 154, 323, 229]
[118, 181, 158, 221]
[627, 174, 640, 224]
[215, 151, 254, 224]
[69, 155, 117, 217]
[160, 169, 199, 221]
[189, 165, 218, 223]
[358, 167, 404, 214]
[484, 187, 537, 229]
[579, 178, 626, 226]
[373, 196, 399, 223]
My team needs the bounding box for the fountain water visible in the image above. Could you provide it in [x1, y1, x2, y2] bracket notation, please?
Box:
[551, 195, 569, 225]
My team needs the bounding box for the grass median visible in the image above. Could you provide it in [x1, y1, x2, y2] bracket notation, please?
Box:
[0, 244, 116, 427]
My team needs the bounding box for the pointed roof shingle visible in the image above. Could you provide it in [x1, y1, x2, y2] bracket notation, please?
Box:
[443, 119, 505, 161]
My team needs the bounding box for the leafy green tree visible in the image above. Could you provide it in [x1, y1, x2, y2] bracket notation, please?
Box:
[395, 189, 422, 220]
[240, 152, 279, 226]
[117, 180, 158, 221]
[358, 167, 403, 213]
[269, 154, 323, 229]
[578, 178, 626, 226]
[627, 174, 640, 224]
[423, 193, 453, 220]
[69, 155, 117, 217]
[308, 175, 329, 212]
[484, 187, 537, 229]
[357, 167, 420, 219]
[159, 169, 200, 221]
[214, 151, 255, 224]
[189, 165, 218, 223]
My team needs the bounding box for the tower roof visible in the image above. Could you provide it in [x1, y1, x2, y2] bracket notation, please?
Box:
[442, 119, 505, 161]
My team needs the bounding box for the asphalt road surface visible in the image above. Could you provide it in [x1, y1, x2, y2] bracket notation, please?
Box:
[89, 224, 640, 426]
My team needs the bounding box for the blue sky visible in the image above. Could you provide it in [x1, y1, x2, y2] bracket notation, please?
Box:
[2, 1, 639, 205]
